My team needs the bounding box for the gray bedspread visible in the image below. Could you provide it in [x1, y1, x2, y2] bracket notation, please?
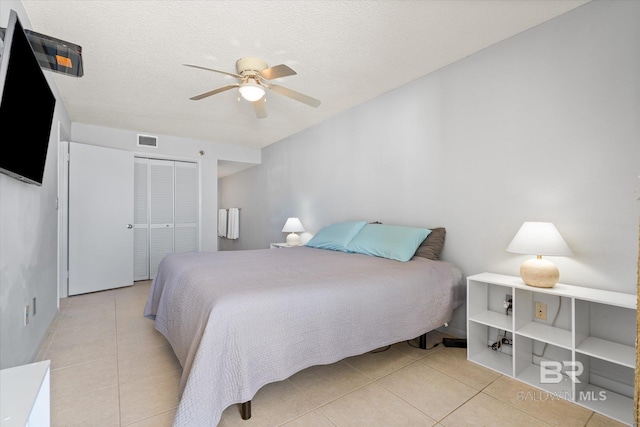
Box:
[144, 246, 464, 426]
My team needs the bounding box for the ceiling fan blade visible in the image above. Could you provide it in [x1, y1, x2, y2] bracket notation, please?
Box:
[189, 84, 239, 100]
[259, 64, 297, 80]
[252, 98, 268, 119]
[268, 84, 321, 108]
[183, 63, 242, 79]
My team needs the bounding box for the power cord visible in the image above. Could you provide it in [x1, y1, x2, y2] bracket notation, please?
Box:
[407, 338, 442, 350]
[533, 296, 562, 358]
[489, 297, 514, 351]
[370, 345, 391, 353]
[370, 338, 443, 353]
[505, 297, 513, 316]
[489, 330, 512, 351]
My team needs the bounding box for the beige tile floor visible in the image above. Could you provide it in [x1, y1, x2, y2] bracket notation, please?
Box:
[36, 280, 626, 427]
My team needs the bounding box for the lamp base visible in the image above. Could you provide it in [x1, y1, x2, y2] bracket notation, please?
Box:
[286, 233, 301, 246]
[520, 257, 559, 288]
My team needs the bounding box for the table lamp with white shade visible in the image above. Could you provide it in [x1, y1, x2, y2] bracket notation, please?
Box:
[506, 222, 573, 288]
[282, 217, 305, 246]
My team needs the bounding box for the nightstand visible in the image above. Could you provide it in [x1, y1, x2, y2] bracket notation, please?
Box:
[270, 243, 293, 249]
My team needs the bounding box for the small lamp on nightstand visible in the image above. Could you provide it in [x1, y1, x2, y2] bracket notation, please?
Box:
[506, 222, 573, 288]
[282, 217, 305, 246]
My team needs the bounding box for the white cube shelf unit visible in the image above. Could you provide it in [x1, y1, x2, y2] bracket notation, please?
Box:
[467, 273, 637, 426]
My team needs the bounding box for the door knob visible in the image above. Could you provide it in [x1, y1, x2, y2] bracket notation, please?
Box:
[127, 224, 133, 229]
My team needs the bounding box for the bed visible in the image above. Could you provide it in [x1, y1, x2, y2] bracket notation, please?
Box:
[144, 222, 464, 426]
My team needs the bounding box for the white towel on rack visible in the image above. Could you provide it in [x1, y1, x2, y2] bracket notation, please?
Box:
[227, 208, 240, 239]
[218, 209, 227, 238]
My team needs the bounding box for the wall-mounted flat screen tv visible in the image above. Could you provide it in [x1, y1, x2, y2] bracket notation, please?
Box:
[0, 10, 56, 186]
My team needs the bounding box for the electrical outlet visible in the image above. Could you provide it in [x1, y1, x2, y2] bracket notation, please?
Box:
[535, 302, 547, 320]
[24, 305, 30, 326]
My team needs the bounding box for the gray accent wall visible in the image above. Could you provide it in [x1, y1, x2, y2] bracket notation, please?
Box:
[0, 1, 71, 368]
[219, 0, 640, 336]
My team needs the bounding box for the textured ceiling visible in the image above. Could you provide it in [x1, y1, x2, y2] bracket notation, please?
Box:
[21, 0, 588, 149]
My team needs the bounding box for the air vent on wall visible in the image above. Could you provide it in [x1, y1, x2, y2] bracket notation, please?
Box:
[137, 134, 158, 148]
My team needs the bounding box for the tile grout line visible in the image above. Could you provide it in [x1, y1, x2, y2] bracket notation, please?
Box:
[37, 308, 61, 363]
[478, 374, 598, 426]
[283, 350, 452, 426]
[372, 358, 455, 424]
[285, 360, 377, 409]
[583, 411, 596, 427]
[47, 292, 119, 424]
[114, 288, 124, 427]
[116, 281, 182, 426]
[280, 341, 442, 426]
[436, 373, 504, 422]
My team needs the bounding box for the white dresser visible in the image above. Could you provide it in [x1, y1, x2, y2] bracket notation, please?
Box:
[1, 360, 50, 427]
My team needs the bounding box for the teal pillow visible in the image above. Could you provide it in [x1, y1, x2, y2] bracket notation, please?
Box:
[346, 224, 431, 262]
[305, 221, 367, 252]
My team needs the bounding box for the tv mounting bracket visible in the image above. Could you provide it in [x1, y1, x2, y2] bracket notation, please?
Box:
[0, 25, 83, 77]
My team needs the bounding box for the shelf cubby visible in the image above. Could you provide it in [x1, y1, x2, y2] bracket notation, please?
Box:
[574, 353, 634, 426]
[467, 279, 513, 331]
[467, 321, 513, 376]
[514, 336, 573, 397]
[574, 299, 636, 368]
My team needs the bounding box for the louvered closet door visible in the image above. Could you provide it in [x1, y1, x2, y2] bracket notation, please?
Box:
[174, 161, 198, 253]
[133, 158, 149, 280]
[149, 159, 175, 278]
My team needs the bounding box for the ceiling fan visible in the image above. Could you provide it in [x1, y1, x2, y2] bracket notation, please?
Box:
[184, 57, 321, 119]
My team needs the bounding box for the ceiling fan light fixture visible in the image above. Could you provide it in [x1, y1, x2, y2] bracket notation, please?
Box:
[185, 58, 320, 119]
[238, 81, 265, 102]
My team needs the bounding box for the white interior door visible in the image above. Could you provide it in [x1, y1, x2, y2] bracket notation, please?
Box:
[68, 142, 134, 295]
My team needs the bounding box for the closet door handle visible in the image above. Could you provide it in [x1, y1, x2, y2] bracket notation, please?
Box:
[127, 224, 133, 229]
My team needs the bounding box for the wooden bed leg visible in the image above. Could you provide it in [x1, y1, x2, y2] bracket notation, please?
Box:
[419, 333, 427, 349]
[241, 401, 251, 420]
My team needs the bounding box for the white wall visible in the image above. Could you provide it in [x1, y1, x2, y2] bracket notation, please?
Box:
[0, 1, 72, 368]
[69, 123, 261, 253]
[219, 0, 640, 337]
